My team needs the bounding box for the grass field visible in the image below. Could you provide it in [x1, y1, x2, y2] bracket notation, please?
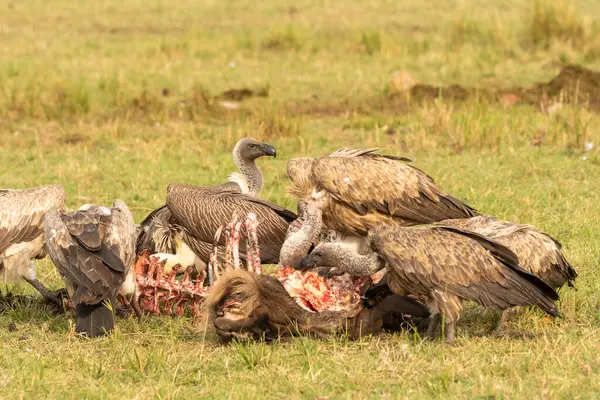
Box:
[1, 0, 600, 398]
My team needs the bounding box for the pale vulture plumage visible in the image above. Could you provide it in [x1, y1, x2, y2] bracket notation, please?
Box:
[281, 147, 479, 268]
[0, 184, 67, 304]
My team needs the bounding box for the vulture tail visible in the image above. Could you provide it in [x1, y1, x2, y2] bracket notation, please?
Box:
[75, 298, 116, 337]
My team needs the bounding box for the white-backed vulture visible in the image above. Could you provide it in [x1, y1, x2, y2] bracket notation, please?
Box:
[287, 148, 478, 237]
[364, 215, 576, 330]
[298, 223, 560, 344]
[0, 184, 67, 304]
[165, 184, 296, 265]
[44, 200, 135, 337]
[281, 148, 479, 268]
[135, 137, 282, 270]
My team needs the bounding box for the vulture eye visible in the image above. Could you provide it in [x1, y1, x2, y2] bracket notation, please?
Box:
[249, 144, 256, 148]
[315, 252, 322, 258]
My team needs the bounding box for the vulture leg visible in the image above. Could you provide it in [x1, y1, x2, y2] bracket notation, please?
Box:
[493, 307, 526, 337]
[24, 277, 67, 307]
[444, 322, 457, 345]
[424, 313, 441, 340]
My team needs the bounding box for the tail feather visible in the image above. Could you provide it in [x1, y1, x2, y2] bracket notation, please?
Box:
[75, 298, 115, 337]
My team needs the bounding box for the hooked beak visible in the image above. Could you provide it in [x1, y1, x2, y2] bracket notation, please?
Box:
[297, 254, 315, 270]
[262, 144, 276, 158]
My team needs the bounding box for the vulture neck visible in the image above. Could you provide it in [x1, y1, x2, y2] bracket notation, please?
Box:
[232, 150, 263, 196]
[280, 202, 322, 268]
[323, 243, 383, 276]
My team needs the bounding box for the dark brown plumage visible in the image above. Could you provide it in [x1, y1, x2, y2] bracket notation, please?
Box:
[287, 148, 478, 236]
[44, 200, 135, 337]
[300, 223, 560, 344]
[135, 138, 283, 266]
[207, 269, 430, 342]
[372, 225, 560, 343]
[166, 184, 296, 264]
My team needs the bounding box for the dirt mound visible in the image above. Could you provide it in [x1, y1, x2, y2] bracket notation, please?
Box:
[519, 64, 600, 107]
[392, 64, 600, 110]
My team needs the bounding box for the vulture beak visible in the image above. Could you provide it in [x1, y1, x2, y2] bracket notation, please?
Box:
[297, 254, 315, 270]
[262, 144, 277, 158]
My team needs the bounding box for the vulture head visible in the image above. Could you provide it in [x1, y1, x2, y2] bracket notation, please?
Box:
[297, 240, 382, 277]
[234, 137, 277, 161]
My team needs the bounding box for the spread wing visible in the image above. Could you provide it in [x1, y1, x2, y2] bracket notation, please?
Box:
[313, 155, 477, 223]
[372, 225, 558, 314]
[166, 184, 296, 264]
[0, 184, 66, 254]
[44, 207, 126, 304]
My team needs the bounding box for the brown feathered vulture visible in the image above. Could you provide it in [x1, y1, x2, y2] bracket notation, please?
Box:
[134, 138, 292, 271]
[298, 223, 560, 344]
[44, 200, 135, 337]
[164, 184, 296, 265]
[281, 147, 479, 268]
[287, 147, 478, 236]
[438, 215, 576, 289]
[364, 215, 576, 330]
[0, 184, 67, 304]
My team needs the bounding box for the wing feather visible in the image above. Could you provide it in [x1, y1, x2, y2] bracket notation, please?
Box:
[372, 226, 559, 315]
[0, 184, 66, 254]
[166, 184, 296, 264]
[313, 157, 478, 225]
[44, 206, 127, 305]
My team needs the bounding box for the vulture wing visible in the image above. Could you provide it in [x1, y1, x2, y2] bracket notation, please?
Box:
[372, 225, 559, 316]
[106, 200, 136, 272]
[0, 184, 66, 254]
[166, 184, 296, 264]
[438, 215, 577, 289]
[44, 207, 126, 305]
[313, 155, 478, 223]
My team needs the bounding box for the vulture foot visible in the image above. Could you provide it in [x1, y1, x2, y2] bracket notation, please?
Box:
[24, 278, 67, 308]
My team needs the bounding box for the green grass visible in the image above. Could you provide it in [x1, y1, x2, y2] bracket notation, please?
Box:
[1, 0, 600, 398]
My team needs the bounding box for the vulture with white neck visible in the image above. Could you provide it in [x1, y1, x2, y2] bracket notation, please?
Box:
[281, 147, 478, 268]
[135, 138, 295, 270]
[0, 184, 67, 304]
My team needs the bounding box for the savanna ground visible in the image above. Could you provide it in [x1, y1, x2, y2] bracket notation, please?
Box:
[1, 0, 600, 398]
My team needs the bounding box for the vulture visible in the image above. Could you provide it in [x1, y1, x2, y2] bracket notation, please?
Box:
[135, 137, 295, 271]
[44, 200, 135, 337]
[0, 184, 67, 304]
[365, 215, 576, 330]
[298, 218, 560, 344]
[286, 147, 478, 236]
[281, 147, 478, 267]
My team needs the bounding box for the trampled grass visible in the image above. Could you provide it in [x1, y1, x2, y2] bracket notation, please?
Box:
[1, 0, 600, 398]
